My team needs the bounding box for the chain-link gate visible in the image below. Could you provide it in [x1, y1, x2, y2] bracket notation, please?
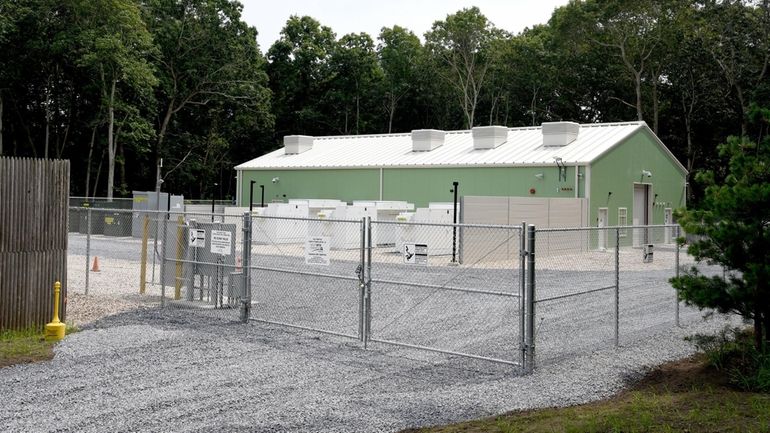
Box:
[365, 220, 525, 368]
[247, 215, 366, 339]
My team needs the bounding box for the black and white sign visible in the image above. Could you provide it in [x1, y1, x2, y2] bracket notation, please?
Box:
[403, 243, 428, 265]
[210, 230, 232, 255]
[305, 236, 330, 266]
[188, 229, 206, 248]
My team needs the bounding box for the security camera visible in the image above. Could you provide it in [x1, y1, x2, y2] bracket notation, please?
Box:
[271, 177, 279, 183]
[641, 170, 652, 178]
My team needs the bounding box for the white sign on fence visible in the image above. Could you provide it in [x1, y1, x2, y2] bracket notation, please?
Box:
[403, 243, 428, 265]
[305, 236, 330, 266]
[188, 229, 206, 248]
[210, 230, 232, 255]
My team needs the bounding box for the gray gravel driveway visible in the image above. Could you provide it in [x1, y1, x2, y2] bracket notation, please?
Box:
[0, 307, 737, 433]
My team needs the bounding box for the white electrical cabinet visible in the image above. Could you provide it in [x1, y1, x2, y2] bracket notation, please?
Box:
[252, 202, 309, 245]
[352, 200, 414, 246]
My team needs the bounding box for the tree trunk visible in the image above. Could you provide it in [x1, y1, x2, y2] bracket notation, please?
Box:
[635, 71, 643, 121]
[93, 148, 105, 199]
[156, 99, 175, 173]
[0, 91, 3, 156]
[85, 124, 97, 199]
[106, 78, 116, 201]
[387, 95, 395, 134]
[652, 80, 659, 134]
[755, 306, 763, 351]
[355, 94, 360, 135]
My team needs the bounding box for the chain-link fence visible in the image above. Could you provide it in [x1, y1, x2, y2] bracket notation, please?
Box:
[530, 225, 722, 366]
[66, 209, 724, 374]
[248, 215, 365, 338]
[367, 220, 523, 366]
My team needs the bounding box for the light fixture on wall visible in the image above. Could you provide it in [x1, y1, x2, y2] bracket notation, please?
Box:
[641, 169, 652, 178]
[271, 177, 280, 183]
[534, 173, 544, 180]
[554, 156, 567, 182]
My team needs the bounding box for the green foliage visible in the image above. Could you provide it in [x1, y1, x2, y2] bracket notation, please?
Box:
[1, 0, 769, 200]
[671, 107, 770, 348]
[688, 327, 770, 392]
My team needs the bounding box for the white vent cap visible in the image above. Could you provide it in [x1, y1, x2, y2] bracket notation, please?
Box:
[542, 122, 580, 147]
[472, 126, 508, 149]
[411, 129, 445, 152]
[284, 135, 314, 155]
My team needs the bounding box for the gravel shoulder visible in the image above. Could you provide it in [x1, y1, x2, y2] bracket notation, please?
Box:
[0, 306, 739, 433]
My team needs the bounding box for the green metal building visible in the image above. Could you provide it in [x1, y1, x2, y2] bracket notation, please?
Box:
[236, 121, 687, 230]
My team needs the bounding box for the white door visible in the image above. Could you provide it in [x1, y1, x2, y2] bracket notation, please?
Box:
[633, 184, 651, 247]
[597, 207, 608, 250]
[664, 208, 673, 244]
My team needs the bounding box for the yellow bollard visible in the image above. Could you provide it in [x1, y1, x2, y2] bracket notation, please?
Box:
[44, 281, 66, 341]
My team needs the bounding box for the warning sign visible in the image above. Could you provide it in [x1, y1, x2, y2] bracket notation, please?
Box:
[305, 236, 330, 266]
[210, 230, 232, 255]
[403, 243, 428, 265]
[188, 229, 206, 247]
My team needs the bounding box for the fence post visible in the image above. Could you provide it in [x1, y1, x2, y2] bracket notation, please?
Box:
[159, 210, 167, 307]
[519, 222, 527, 371]
[358, 217, 366, 342]
[364, 216, 373, 349]
[85, 208, 91, 295]
[615, 227, 620, 347]
[140, 215, 149, 294]
[675, 225, 680, 327]
[240, 211, 252, 323]
[525, 224, 536, 373]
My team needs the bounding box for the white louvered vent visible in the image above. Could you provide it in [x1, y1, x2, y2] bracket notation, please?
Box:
[542, 122, 580, 147]
[411, 129, 445, 152]
[472, 126, 508, 150]
[284, 135, 314, 155]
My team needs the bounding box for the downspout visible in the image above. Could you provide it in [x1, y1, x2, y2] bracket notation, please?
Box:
[574, 165, 579, 198]
[379, 167, 383, 200]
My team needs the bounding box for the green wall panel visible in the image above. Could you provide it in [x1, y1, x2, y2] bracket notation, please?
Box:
[239, 169, 379, 206]
[382, 166, 579, 207]
[589, 129, 686, 227]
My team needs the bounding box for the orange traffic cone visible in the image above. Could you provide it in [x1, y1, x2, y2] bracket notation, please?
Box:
[91, 256, 101, 272]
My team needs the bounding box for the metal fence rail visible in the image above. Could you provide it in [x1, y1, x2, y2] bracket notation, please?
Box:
[66, 207, 723, 374]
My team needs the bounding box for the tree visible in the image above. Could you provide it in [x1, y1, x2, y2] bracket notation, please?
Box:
[143, 0, 272, 191]
[267, 15, 336, 137]
[378, 26, 422, 133]
[425, 7, 498, 128]
[74, 0, 157, 200]
[671, 109, 770, 351]
[328, 32, 381, 135]
[700, 0, 770, 137]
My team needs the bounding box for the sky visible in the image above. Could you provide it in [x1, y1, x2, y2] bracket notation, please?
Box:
[240, 0, 570, 52]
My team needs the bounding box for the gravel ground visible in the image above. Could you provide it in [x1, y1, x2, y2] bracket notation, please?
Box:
[25, 232, 738, 432]
[0, 307, 739, 433]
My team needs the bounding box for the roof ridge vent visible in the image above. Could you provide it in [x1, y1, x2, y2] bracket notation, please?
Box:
[472, 125, 508, 150]
[542, 122, 579, 147]
[284, 135, 314, 155]
[411, 129, 445, 152]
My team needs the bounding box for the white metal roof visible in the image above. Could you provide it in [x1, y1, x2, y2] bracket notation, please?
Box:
[236, 121, 686, 173]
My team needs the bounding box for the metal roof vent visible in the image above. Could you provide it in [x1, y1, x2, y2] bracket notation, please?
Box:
[472, 126, 508, 150]
[411, 129, 445, 152]
[284, 135, 314, 155]
[542, 122, 580, 147]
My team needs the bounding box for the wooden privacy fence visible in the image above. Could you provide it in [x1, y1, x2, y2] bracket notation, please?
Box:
[0, 157, 69, 330]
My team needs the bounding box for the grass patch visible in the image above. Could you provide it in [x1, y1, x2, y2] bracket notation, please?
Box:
[0, 324, 78, 369]
[402, 355, 770, 433]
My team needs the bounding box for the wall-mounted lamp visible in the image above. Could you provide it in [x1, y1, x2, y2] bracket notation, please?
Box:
[271, 177, 280, 183]
[534, 173, 544, 180]
[641, 169, 652, 178]
[554, 157, 567, 182]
